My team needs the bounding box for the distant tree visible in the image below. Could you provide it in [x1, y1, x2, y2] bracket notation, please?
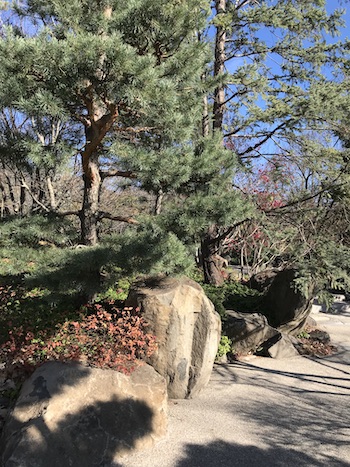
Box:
[198, 0, 348, 284]
[0, 105, 78, 217]
[226, 130, 350, 293]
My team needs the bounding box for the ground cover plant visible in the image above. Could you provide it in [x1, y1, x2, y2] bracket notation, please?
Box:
[0, 302, 157, 381]
[203, 281, 263, 319]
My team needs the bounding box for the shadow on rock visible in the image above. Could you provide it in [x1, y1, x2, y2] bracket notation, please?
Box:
[1, 396, 154, 467]
[0, 362, 167, 467]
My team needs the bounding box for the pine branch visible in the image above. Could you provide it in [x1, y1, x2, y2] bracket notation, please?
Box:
[207, 218, 252, 246]
[231, 121, 291, 154]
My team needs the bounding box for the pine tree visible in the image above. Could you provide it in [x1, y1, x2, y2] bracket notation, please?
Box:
[0, 0, 209, 244]
[199, 0, 347, 284]
[1, 0, 348, 289]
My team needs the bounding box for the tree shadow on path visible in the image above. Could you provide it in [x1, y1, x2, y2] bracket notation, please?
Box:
[176, 440, 348, 467]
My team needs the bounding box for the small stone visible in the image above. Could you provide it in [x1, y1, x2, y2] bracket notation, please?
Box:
[267, 334, 300, 359]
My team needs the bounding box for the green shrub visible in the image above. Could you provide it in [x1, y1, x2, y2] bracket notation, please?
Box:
[203, 281, 262, 319]
[202, 284, 227, 319]
[95, 277, 132, 303]
[0, 282, 81, 345]
[216, 335, 232, 359]
[297, 330, 310, 339]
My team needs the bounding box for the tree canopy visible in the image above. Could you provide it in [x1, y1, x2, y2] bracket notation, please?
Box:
[0, 0, 349, 292]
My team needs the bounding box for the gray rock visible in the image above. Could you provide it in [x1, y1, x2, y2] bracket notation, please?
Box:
[126, 276, 221, 399]
[266, 333, 300, 359]
[250, 269, 316, 335]
[305, 315, 317, 327]
[225, 310, 280, 355]
[0, 361, 167, 467]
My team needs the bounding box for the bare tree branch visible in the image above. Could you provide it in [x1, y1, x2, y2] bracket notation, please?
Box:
[98, 211, 139, 224]
[100, 170, 137, 180]
[21, 179, 51, 213]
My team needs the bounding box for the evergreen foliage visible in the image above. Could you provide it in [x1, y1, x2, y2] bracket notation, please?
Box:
[0, 0, 210, 243]
[0, 215, 77, 248]
[218, 0, 346, 148]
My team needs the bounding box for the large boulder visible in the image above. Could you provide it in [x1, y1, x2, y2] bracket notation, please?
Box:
[225, 310, 279, 355]
[0, 362, 167, 467]
[126, 276, 221, 399]
[250, 269, 316, 336]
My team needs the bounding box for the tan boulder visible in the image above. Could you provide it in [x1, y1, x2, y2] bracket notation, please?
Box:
[0, 361, 167, 466]
[126, 276, 221, 399]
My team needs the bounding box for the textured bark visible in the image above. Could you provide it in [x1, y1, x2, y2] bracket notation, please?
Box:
[79, 92, 117, 245]
[19, 184, 26, 215]
[80, 151, 101, 246]
[199, 0, 227, 284]
[5, 173, 17, 214]
[213, 0, 226, 133]
[46, 175, 57, 210]
[154, 188, 164, 215]
[201, 225, 224, 286]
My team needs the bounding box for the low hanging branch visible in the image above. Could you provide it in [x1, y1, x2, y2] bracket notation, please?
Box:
[98, 211, 139, 224]
[100, 169, 137, 180]
[44, 210, 139, 228]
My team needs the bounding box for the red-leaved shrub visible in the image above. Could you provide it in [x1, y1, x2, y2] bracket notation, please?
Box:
[0, 302, 157, 380]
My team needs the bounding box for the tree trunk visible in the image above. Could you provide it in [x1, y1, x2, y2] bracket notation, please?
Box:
[5, 173, 17, 214]
[213, 0, 226, 133]
[80, 150, 101, 246]
[201, 225, 224, 286]
[20, 183, 26, 215]
[154, 188, 164, 215]
[200, 1, 227, 285]
[46, 175, 57, 210]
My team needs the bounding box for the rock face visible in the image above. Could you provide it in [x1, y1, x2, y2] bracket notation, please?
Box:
[0, 362, 167, 467]
[225, 310, 299, 359]
[126, 276, 221, 399]
[250, 269, 315, 335]
[225, 310, 279, 355]
[264, 333, 300, 359]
